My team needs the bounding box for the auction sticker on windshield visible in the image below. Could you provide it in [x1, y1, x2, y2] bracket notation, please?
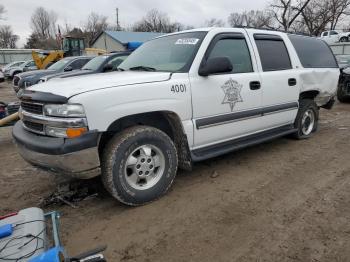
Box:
[175, 38, 200, 45]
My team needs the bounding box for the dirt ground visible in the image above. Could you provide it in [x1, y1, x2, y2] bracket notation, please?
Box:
[1, 81, 350, 262]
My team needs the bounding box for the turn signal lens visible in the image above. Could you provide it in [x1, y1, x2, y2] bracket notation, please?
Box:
[66, 127, 88, 138]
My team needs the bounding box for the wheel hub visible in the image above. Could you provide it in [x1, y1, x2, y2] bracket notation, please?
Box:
[301, 109, 315, 136]
[135, 155, 155, 177]
[124, 144, 165, 190]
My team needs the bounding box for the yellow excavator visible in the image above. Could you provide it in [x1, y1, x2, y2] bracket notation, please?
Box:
[32, 36, 106, 69]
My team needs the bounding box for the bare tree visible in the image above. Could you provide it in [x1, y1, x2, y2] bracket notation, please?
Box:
[0, 25, 18, 48]
[133, 9, 183, 33]
[0, 4, 5, 20]
[205, 18, 225, 27]
[30, 7, 57, 38]
[83, 12, 108, 46]
[228, 10, 275, 29]
[328, 0, 350, 30]
[295, 0, 350, 35]
[269, 0, 311, 31]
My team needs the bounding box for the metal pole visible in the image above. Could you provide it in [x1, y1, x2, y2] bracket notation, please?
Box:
[116, 8, 120, 30]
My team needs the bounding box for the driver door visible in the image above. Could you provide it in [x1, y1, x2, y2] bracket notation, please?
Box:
[190, 32, 263, 148]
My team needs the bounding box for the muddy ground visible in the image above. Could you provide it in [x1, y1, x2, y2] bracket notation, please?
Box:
[1, 81, 350, 262]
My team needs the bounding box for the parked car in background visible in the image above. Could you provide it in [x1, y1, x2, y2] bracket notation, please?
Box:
[320, 30, 350, 44]
[1, 61, 26, 73]
[337, 66, 350, 102]
[13, 56, 93, 92]
[4, 60, 37, 79]
[336, 55, 350, 68]
[0, 71, 4, 83]
[39, 52, 131, 83]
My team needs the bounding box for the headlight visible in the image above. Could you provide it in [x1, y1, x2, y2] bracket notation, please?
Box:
[45, 126, 88, 138]
[44, 104, 85, 117]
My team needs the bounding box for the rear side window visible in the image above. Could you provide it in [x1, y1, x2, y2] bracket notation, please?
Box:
[70, 58, 90, 70]
[254, 35, 292, 72]
[323, 32, 329, 36]
[288, 35, 338, 68]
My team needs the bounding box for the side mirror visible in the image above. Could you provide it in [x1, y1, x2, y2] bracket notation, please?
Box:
[198, 57, 233, 76]
[103, 64, 113, 72]
[64, 66, 73, 72]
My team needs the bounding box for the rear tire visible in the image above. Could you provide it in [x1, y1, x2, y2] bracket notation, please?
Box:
[293, 99, 319, 139]
[101, 126, 178, 206]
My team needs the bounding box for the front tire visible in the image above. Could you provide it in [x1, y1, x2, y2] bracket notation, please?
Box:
[293, 99, 319, 139]
[340, 36, 349, 42]
[101, 126, 178, 206]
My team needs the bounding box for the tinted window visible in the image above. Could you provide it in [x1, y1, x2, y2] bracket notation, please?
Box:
[107, 55, 129, 70]
[69, 58, 90, 70]
[288, 35, 338, 68]
[255, 37, 292, 71]
[207, 38, 253, 73]
[330, 31, 338, 35]
[323, 32, 329, 36]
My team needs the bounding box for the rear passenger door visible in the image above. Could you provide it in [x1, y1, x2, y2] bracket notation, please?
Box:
[247, 32, 299, 130]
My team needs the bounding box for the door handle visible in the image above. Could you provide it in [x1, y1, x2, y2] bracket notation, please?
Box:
[250, 81, 261, 90]
[288, 78, 297, 86]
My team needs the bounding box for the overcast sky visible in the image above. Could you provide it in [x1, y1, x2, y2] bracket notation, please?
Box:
[1, 0, 269, 47]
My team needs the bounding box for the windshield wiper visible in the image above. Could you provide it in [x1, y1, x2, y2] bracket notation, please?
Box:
[129, 66, 156, 72]
[116, 67, 125, 71]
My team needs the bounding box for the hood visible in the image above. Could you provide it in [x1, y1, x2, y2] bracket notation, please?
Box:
[18, 69, 57, 79]
[29, 71, 172, 98]
[45, 70, 93, 81]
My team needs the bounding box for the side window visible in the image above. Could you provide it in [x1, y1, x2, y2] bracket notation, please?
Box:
[288, 35, 338, 68]
[69, 59, 89, 70]
[254, 35, 292, 71]
[107, 55, 129, 70]
[323, 32, 329, 36]
[207, 37, 253, 74]
[330, 31, 338, 35]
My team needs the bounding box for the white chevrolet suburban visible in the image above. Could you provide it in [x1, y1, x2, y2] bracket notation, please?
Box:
[13, 28, 339, 206]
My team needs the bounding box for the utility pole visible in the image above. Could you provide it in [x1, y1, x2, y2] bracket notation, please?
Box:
[286, 0, 292, 32]
[116, 8, 120, 31]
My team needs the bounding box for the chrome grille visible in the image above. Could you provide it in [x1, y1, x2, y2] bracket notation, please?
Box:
[21, 102, 43, 115]
[23, 120, 44, 133]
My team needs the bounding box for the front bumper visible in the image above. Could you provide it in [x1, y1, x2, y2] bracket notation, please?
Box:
[13, 121, 101, 179]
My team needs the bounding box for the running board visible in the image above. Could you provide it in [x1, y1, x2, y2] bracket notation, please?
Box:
[191, 125, 297, 162]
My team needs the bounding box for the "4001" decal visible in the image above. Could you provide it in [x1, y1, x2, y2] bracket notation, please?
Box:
[171, 84, 187, 93]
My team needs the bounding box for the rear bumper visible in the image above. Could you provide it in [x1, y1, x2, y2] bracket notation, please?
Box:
[12, 121, 101, 179]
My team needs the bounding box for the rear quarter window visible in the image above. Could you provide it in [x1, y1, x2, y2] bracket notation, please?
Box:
[288, 35, 338, 68]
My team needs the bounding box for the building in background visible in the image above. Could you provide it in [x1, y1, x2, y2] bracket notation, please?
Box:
[0, 49, 38, 66]
[91, 31, 163, 52]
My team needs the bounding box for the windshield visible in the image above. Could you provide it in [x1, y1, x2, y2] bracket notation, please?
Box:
[82, 55, 108, 70]
[118, 32, 207, 73]
[48, 59, 71, 71]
